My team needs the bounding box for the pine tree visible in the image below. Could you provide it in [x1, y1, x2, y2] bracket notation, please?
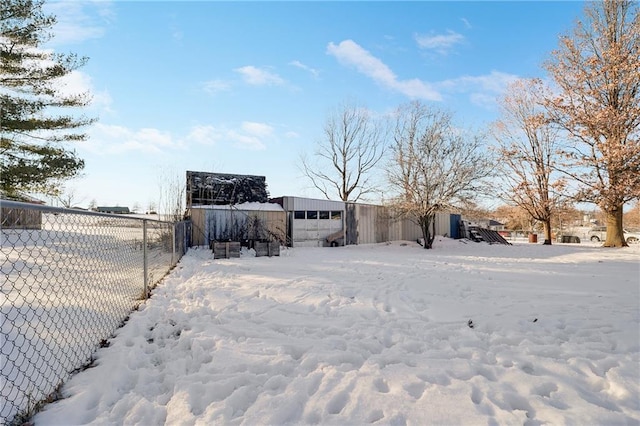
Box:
[1, 0, 95, 197]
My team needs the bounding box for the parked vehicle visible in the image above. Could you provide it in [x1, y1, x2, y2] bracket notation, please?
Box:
[588, 226, 640, 244]
[325, 229, 345, 247]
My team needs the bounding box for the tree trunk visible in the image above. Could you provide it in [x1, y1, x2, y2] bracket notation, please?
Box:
[542, 218, 553, 245]
[420, 214, 436, 249]
[604, 204, 627, 247]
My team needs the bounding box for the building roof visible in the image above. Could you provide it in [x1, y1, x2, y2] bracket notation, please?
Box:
[190, 202, 284, 212]
[96, 206, 130, 213]
[0, 190, 46, 204]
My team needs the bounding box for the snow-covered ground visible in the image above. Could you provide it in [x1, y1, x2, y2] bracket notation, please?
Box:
[1, 214, 178, 423]
[32, 239, 639, 425]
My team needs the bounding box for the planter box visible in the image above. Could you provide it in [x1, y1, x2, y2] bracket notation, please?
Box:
[254, 241, 280, 257]
[212, 241, 241, 259]
[561, 235, 581, 244]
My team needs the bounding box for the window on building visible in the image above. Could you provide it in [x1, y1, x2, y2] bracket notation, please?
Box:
[331, 211, 342, 220]
[294, 211, 305, 219]
[307, 210, 318, 219]
[319, 211, 330, 219]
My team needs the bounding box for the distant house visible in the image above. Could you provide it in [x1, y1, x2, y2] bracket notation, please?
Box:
[487, 219, 506, 231]
[96, 206, 130, 214]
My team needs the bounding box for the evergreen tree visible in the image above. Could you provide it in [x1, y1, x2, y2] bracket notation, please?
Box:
[1, 0, 95, 197]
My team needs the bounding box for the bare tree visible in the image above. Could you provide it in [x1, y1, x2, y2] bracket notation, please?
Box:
[147, 201, 157, 214]
[56, 186, 86, 209]
[494, 204, 536, 232]
[543, 0, 640, 247]
[624, 201, 640, 228]
[387, 101, 493, 249]
[157, 168, 185, 222]
[492, 79, 566, 245]
[301, 101, 386, 202]
[455, 199, 494, 223]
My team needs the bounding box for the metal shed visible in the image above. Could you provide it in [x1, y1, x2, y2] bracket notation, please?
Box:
[348, 204, 455, 244]
[189, 203, 286, 247]
[270, 196, 460, 247]
[270, 197, 345, 247]
[345, 203, 391, 245]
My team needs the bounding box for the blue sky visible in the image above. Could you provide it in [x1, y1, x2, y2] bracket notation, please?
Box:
[43, 0, 587, 210]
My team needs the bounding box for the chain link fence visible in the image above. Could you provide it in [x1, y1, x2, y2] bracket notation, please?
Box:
[1, 200, 189, 425]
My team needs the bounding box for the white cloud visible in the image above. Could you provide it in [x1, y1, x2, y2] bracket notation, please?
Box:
[414, 30, 464, 53]
[185, 122, 273, 151]
[326, 40, 441, 101]
[186, 125, 220, 145]
[235, 66, 284, 86]
[289, 60, 319, 78]
[437, 70, 520, 108]
[55, 70, 113, 113]
[136, 128, 173, 146]
[44, 1, 113, 45]
[86, 124, 178, 154]
[84, 119, 275, 156]
[439, 71, 519, 94]
[227, 130, 266, 150]
[203, 79, 232, 94]
[55, 70, 93, 97]
[172, 30, 184, 41]
[170, 22, 183, 42]
[242, 122, 273, 138]
[461, 18, 472, 29]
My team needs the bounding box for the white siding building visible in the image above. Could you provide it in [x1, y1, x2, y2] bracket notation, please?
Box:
[271, 196, 461, 247]
[271, 197, 345, 247]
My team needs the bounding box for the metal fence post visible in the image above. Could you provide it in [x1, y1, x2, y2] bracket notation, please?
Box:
[143, 219, 148, 298]
[0, 200, 188, 423]
[172, 223, 176, 267]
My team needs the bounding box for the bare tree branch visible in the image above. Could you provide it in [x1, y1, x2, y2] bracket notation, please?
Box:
[492, 79, 568, 245]
[300, 101, 387, 202]
[543, 0, 640, 247]
[387, 101, 493, 249]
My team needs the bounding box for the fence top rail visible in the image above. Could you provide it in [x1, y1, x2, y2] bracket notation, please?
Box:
[0, 199, 177, 224]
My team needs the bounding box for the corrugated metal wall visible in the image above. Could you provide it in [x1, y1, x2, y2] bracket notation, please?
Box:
[363, 209, 452, 243]
[284, 196, 345, 212]
[272, 197, 457, 247]
[276, 197, 346, 247]
[402, 219, 423, 241]
[355, 204, 375, 244]
[346, 204, 392, 245]
[190, 208, 286, 246]
[434, 212, 451, 237]
[190, 208, 207, 246]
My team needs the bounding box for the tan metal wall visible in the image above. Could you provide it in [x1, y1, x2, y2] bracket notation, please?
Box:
[349, 204, 392, 244]
[386, 211, 450, 242]
[435, 212, 451, 237]
[190, 208, 207, 246]
[190, 208, 286, 246]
